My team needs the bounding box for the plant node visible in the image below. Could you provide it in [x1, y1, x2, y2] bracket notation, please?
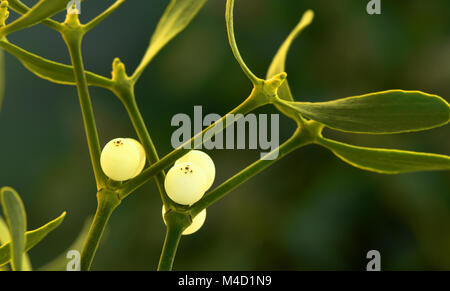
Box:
[112, 58, 129, 83]
[262, 72, 287, 98]
[296, 119, 324, 143]
[97, 188, 122, 210]
[163, 208, 192, 232]
[111, 58, 134, 99]
[64, 11, 82, 28]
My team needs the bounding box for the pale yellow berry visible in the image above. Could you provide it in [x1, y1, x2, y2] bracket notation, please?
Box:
[100, 138, 140, 181]
[162, 206, 207, 235]
[126, 138, 146, 178]
[175, 150, 215, 191]
[164, 162, 207, 205]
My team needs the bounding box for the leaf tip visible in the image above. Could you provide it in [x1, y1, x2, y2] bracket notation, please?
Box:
[301, 10, 314, 27]
[54, 211, 67, 225]
[0, 186, 18, 199]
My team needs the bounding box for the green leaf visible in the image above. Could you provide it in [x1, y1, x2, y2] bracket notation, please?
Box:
[317, 137, 450, 174]
[7, 0, 69, 30]
[0, 40, 113, 89]
[0, 211, 66, 267]
[267, 10, 314, 102]
[7, 0, 84, 16]
[281, 90, 450, 134]
[39, 216, 92, 271]
[0, 216, 32, 271]
[132, 0, 208, 81]
[1, 0, 71, 36]
[0, 216, 10, 243]
[0, 187, 26, 271]
[21, 254, 32, 271]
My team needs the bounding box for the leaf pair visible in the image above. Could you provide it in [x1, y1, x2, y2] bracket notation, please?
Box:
[0, 187, 66, 270]
[0, 0, 209, 89]
[265, 9, 450, 174]
[265, 9, 450, 134]
[0, 216, 32, 271]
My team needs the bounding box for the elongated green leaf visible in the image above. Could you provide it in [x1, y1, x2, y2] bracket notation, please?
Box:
[267, 10, 314, 102]
[1, 187, 26, 271]
[0, 40, 113, 89]
[0, 217, 32, 271]
[132, 0, 208, 80]
[21, 254, 32, 271]
[282, 90, 450, 134]
[0, 217, 10, 243]
[0, 0, 71, 36]
[0, 211, 66, 266]
[317, 137, 450, 174]
[7, 0, 85, 16]
[7, 0, 69, 29]
[40, 216, 92, 271]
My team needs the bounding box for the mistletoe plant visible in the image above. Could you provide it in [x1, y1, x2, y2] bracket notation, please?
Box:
[0, 0, 449, 271]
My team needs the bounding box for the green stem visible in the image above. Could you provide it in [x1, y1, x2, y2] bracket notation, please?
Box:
[80, 189, 121, 271]
[157, 224, 183, 271]
[61, 14, 112, 271]
[83, 0, 126, 33]
[61, 17, 106, 189]
[119, 88, 171, 206]
[157, 126, 314, 270]
[226, 0, 262, 85]
[190, 128, 313, 216]
[119, 89, 267, 199]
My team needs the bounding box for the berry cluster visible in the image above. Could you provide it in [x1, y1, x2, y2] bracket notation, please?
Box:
[165, 151, 215, 205]
[100, 144, 214, 235]
[163, 150, 215, 235]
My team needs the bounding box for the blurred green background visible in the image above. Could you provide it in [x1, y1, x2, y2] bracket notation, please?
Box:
[0, 0, 449, 270]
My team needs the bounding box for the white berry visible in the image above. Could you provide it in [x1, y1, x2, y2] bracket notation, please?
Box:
[164, 162, 207, 205]
[126, 138, 146, 178]
[162, 206, 207, 235]
[175, 150, 215, 191]
[100, 138, 140, 181]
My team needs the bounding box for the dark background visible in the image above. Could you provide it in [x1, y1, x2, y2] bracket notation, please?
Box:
[0, 0, 449, 270]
